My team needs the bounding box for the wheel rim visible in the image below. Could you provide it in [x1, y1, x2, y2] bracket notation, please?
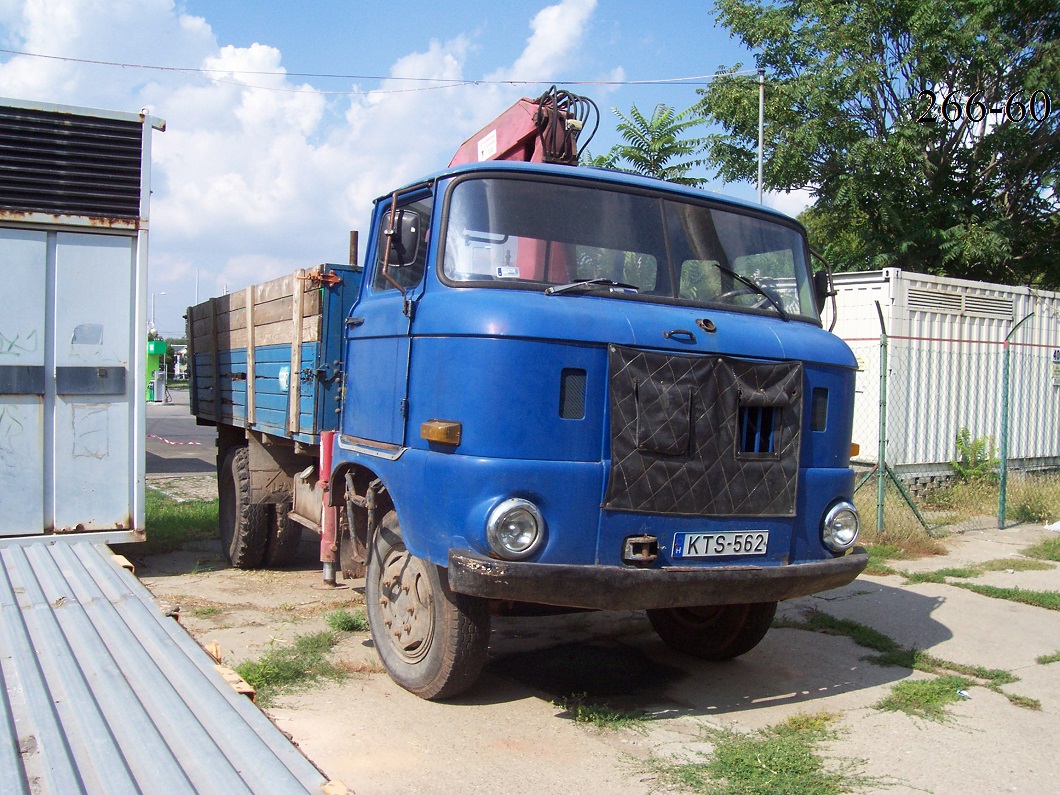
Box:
[668, 604, 747, 648]
[670, 605, 729, 629]
[377, 544, 435, 664]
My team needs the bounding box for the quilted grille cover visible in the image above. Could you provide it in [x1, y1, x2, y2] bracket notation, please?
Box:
[604, 345, 802, 516]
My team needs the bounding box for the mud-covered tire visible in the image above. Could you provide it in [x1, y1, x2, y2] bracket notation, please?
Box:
[218, 445, 268, 569]
[365, 510, 490, 699]
[647, 602, 777, 660]
[263, 502, 303, 567]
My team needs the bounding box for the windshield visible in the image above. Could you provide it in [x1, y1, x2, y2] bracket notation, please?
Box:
[441, 176, 817, 320]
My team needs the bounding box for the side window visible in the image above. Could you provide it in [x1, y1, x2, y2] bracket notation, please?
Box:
[373, 196, 432, 292]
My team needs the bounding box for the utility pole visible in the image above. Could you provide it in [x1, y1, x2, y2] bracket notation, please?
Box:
[757, 68, 765, 204]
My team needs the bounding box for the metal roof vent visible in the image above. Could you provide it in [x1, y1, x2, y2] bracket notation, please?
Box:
[0, 104, 143, 219]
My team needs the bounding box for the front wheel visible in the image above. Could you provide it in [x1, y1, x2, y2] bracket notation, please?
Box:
[647, 602, 777, 660]
[365, 510, 490, 699]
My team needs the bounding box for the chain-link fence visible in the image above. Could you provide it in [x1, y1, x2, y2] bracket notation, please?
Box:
[846, 310, 1060, 545]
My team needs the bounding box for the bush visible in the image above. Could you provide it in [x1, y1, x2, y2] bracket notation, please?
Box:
[953, 428, 997, 482]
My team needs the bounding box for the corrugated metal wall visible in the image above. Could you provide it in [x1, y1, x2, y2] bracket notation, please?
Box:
[0, 540, 335, 795]
[831, 269, 1060, 473]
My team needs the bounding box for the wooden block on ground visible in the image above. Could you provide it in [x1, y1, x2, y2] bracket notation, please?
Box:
[214, 663, 256, 702]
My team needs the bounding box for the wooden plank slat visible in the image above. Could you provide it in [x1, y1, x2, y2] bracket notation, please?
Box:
[186, 304, 198, 416]
[190, 288, 320, 346]
[209, 298, 221, 424]
[245, 285, 256, 425]
[288, 269, 305, 435]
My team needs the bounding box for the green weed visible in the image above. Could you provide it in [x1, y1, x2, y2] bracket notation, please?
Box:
[1003, 693, 1042, 710]
[653, 712, 872, 795]
[555, 693, 649, 731]
[773, 611, 900, 654]
[781, 609, 1034, 716]
[234, 631, 344, 707]
[862, 544, 906, 576]
[950, 583, 1060, 611]
[326, 608, 369, 633]
[874, 675, 972, 721]
[191, 605, 222, 618]
[901, 557, 1054, 585]
[1036, 650, 1060, 665]
[902, 566, 980, 584]
[1023, 536, 1060, 562]
[978, 557, 1054, 573]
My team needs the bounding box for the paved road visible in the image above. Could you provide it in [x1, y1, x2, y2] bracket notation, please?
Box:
[146, 387, 216, 474]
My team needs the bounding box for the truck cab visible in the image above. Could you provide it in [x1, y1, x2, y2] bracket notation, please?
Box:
[331, 160, 867, 698]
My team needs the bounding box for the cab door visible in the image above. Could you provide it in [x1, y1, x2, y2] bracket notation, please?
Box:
[342, 193, 432, 446]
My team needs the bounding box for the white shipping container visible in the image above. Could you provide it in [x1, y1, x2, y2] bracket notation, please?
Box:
[825, 269, 1060, 477]
[0, 98, 164, 540]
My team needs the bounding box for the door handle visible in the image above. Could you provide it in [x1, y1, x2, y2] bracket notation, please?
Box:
[346, 317, 365, 327]
[663, 329, 696, 343]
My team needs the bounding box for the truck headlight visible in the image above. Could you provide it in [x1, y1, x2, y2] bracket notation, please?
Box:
[486, 498, 545, 560]
[821, 501, 860, 553]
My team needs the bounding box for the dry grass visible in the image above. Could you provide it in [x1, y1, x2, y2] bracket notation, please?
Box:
[853, 471, 1060, 564]
[337, 658, 386, 675]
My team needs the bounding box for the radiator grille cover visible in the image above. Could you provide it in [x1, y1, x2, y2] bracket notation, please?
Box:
[604, 345, 802, 516]
[0, 105, 143, 219]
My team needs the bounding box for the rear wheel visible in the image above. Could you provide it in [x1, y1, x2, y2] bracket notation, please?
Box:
[647, 602, 777, 660]
[365, 510, 490, 699]
[263, 502, 303, 567]
[218, 446, 268, 569]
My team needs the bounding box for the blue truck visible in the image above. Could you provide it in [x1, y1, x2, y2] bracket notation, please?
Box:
[188, 90, 867, 699]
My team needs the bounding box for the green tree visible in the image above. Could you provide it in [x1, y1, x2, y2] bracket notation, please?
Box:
[585, 103, 707, 187]
[698, 0, 1060, 286]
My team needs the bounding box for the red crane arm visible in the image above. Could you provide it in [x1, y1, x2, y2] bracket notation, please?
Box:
[448, 87, 598, 168]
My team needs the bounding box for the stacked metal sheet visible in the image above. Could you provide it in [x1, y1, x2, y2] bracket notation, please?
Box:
[0, 539, 335, 794]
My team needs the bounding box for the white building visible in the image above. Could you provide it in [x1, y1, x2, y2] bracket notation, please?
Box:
[825, 269, 1060, 478]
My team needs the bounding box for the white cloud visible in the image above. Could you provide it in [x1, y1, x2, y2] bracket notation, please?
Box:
[493, 0, 597, 81]
[0, 0, 215, 110]
[763, 187, 815, 219]
[0, 0, 602, 336]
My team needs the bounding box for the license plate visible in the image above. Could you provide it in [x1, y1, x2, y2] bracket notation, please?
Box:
[673, 531, 769, 558]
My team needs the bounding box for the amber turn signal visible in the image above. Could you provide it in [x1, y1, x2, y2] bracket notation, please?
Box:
[421, 420, 462, 445]
[850, 443, 860, 457]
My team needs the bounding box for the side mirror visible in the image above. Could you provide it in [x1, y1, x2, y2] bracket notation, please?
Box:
[381, 208, 423, 266]
[813, 269, 835, 315]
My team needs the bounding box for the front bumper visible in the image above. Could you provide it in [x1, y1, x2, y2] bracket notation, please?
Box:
[448, 547, 869, 610]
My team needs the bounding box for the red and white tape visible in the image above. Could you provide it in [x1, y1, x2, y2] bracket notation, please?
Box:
[147, 434, 202, 446]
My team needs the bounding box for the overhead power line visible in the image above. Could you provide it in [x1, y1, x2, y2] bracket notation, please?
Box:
[0, 48, 761, 95]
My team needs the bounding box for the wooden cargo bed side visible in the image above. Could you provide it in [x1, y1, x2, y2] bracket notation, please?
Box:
[187, 268, 324, 437]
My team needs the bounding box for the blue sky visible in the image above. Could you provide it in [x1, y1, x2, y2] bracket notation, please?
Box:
[0, 0, 807, 337]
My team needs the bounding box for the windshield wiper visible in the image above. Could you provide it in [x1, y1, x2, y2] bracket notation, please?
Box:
[545, 278, 639, 296]
[713, 264, 789, 321]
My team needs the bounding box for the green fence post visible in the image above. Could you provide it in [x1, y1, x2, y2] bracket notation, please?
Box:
[999, 312, 1035, 529]
[876, 302, 888, 534]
